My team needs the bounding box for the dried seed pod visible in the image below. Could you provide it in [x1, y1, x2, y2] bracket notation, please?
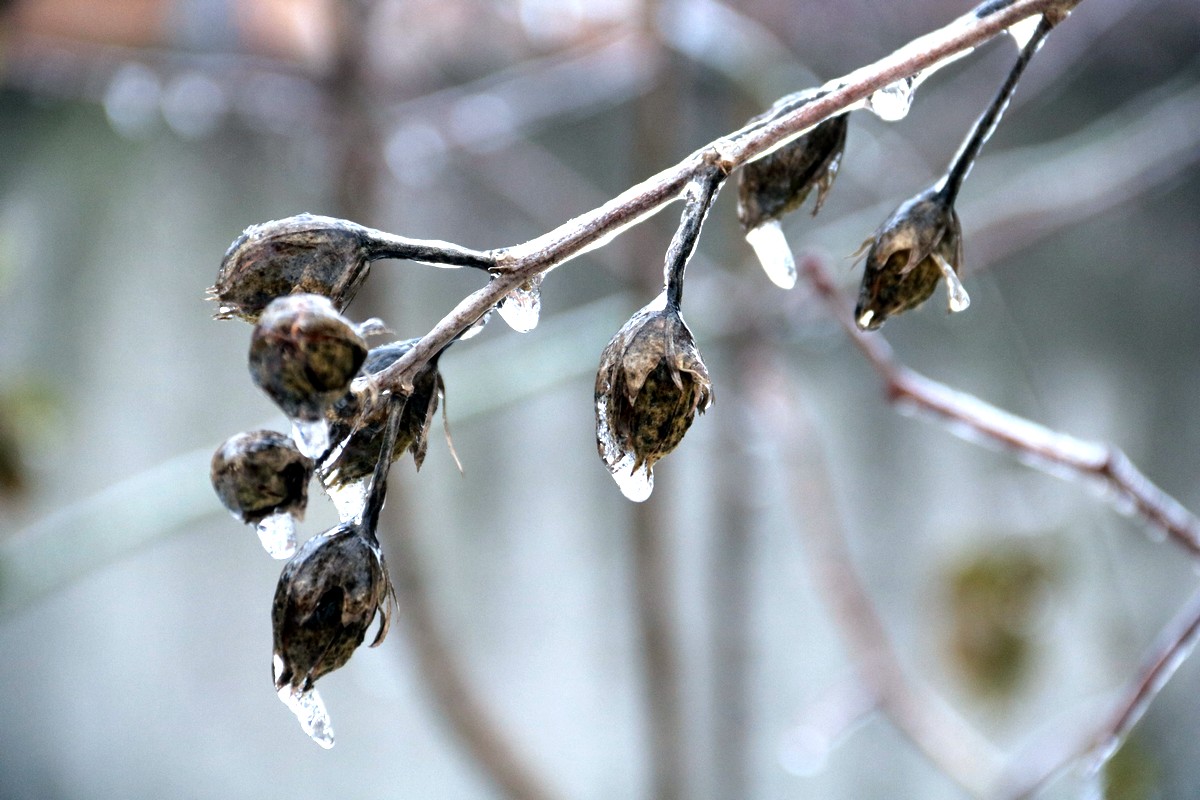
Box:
[249, 294, 368, 424]
[595, 297, 713, 501]
[854, 187, 968, 331]
[210, 430, 312, 525]
[321, 340, 445, 488]
[738, 113, 848, 230]
[272, 524, 394, 693]
[209, 214, 379, 322]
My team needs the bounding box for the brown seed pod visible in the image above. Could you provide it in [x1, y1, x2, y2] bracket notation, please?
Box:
[272, 524, 394, 693]
[737, 112, 848, 231]
[210, 214, 378, 322]
[210, 429, 312, 525]
[595, 301, 712, 500]
[321, 340, 445, 488]
[248, 294, 368, 423]
[854, 188, 966, 331]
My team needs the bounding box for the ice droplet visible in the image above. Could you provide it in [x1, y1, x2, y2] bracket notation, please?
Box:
[744, 220, 797, 290]
[459, 310, 491, 341]
[497, 277, 543, 333]
[933, 253, 970, 313]
[611, 454, 654, 503]
[325, 479, 369, 524]
[867, 77, 916, 121]
[1007, 15, 1042, 49]
[856, 308, 875, 329]
[255, 511, 297, 559]
[277, 682, 335, 749]
[291, 418, 330, 460]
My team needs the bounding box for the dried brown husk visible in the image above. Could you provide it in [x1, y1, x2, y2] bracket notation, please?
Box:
[249, 294, 368, 422]
[854, 188, 963, 330]
[210, 429, 312, 524]
[210, 214, 376, 322]
[272, 524, 394, 692]
[737, 113, 848, 231]
[595, 306, 713, 474]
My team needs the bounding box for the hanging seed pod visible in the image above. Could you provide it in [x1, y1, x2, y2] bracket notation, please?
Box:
[249, 294, 368, 425]
[272, 524, 394, 694]
[738, 113, 848, 289]
[321, 340, 445, 489]
[854, 187, 968, 331]
[210, 430, 312, 525]
[210, 214, 379, 322]
[595, 298, 713, 502]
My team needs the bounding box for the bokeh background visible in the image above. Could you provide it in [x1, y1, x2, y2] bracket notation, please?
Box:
[1, 0, 1198, 798]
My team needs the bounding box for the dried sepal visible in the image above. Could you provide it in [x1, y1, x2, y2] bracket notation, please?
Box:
[737, 113, 849, 230]
[595, 296, 713, 501]
[320, 340, 445, 488]
[210, 214, 377, 322]
[272, 524, 394, 693]
[249, 294, 368, 423]
[854, 187, 966, 331]
[210, 430, 312, 525]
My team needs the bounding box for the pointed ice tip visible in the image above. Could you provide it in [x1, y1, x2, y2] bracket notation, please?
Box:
[256, 512, 298, 559]
[745, 220, 797, 290]
[277, 683, 336, 749]
[612, 460, 654, 502]
[933, 253, 970, 314]
[292, 418, 331, 460]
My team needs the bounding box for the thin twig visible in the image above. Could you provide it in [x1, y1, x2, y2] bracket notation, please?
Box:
[800, 252, 1200, 558]
[372, 0, 1084, 391]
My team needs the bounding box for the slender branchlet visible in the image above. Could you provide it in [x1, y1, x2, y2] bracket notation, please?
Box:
[665, 167, 725, 311]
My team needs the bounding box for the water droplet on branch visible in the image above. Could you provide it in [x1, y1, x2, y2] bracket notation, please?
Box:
[744, 220, 797, 289]
[256, 511, 298, 559]
[867, 77, 916, 121]
[497, 276, 543, 333]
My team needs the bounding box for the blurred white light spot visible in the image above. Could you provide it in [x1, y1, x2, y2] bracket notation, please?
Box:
[104, 63, 162, 139]
[384, 123, 448, 187]
[519, 0, 584, 43]
[449, 93, 516, 153]
[161, 71, 227, 139]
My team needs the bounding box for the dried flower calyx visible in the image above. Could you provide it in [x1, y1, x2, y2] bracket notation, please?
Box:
[738, 112, 848, 290]
[320, 339, 446, 488]
[595, 296, 713, 502]
[210, 214, 382, 322]
[249, 294, 368, 425]
[210, 429, 312, 525]
[272, 524, 394, 695]
[854, 187, 969, 331]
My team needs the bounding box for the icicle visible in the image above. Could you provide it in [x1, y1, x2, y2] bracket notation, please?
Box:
[867, 76, 916, 121]
[1007, 15, 1042, 49]
[255, 511, 297, 559]
[933, 253, 971, 313]
[857, 308, 875, 330]
[610, 454, 654, 503]
[744, 220, 797, 290]
[291, 418, 330, 460]
[324, 479, 369, 524]
[274, 655, 335, 748]
[497, 276, 543, 333]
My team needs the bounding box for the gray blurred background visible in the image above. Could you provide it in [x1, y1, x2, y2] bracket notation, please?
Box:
[0, 0, 1198, 798]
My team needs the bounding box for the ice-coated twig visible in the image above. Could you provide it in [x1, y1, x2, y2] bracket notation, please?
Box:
[665, 168, 725, 311]
[996, 586, 1200, 799]
[367, 0, 1084, 392]
[801, 253, 1200, 558]
[940, 13, 1058, 205]
[752, 361, 1004, 796]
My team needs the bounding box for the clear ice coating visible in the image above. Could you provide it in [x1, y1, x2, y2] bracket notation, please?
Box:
[255, 511, 297, 559]
[274, 655, 335, 748]
[933, 253, 971, 313]
[325, 479, 369, 524]
[1007, 15, 1042, 49]
[497, 276, 543, 333]
[596, 392, 655, 502]
[291, 418, 330, 460]
[744, 220, 797, 290]
[867, 76, 916, 121]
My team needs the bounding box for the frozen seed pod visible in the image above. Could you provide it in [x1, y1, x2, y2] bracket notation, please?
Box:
[738, 114, 847, 290]
[272, 523, 394, 746]
[210, 214, 379, 322]
[210, 430, 312, 558]
[595, 299, 712, 502]
[249, 294, 368, 457]
[854, 187, 967, 331]
[320, 339, 445, 492]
